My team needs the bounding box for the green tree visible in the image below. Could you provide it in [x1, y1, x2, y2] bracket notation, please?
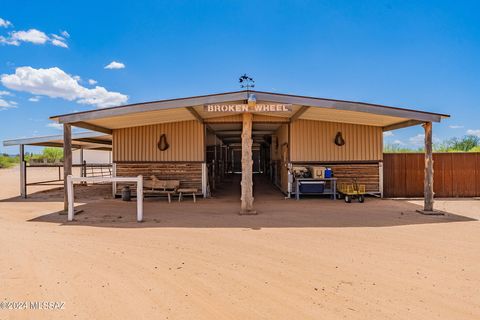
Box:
[42, 147, 63, 163]
[441, 135, 480, 152]
[384, 143, 422, 153]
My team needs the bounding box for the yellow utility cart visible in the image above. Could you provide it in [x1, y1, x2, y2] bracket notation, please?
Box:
[337, 179, 366, 203]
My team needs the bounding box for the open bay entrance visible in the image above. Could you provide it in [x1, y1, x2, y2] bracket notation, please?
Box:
[205, 119, 287, 210]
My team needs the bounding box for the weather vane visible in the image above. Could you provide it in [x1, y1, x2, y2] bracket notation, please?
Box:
[239, 74, 255, 90]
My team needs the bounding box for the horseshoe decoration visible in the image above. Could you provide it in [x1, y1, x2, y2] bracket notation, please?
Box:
[334, 132, 345, 147]
[157, 134, 170, 151]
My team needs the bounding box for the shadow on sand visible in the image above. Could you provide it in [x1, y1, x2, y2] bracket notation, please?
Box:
[27, 196, 476, 229]
[2, 174, 474, 229]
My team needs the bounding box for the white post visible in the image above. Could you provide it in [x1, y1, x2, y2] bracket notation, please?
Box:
[112, 163, 117, 198]
[19, 144, 26, 198]
[67, 175, 74, 221]
[202, 162, 207, 198]
[379, 161, 384, 198]
[136, 175, 143, 222]
[63, 124, 72, 212]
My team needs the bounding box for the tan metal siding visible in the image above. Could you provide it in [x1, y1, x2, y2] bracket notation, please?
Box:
[270, 124, 289, 192]
[290, 119, 382, 161]
[113, 120, 204, 162]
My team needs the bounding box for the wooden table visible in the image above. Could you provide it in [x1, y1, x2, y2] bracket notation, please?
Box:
[295, 178, 337, 200]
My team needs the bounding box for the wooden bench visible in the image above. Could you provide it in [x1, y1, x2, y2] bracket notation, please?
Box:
[144, 176, 180, 203]
[177, 188, 198, 202]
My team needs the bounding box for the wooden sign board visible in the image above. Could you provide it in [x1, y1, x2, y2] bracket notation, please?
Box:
[204, 104, 292, 113]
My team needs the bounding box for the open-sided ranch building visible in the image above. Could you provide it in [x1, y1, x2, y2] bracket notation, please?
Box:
[45, 90, 448, 215]
[4, 90, 449, 217]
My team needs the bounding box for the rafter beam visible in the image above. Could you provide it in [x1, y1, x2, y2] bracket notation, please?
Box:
[186, 107, 204, 123]
[72, 122, 112, 134]
[74, 138, 112, 146]
[289, 105, 309, 122]
[383, 120, 423, 132]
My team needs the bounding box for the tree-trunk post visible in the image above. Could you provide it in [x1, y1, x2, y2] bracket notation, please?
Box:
[19, 144, 26, 198]
[423, 122, 434, 211]
[240, 112, 256, 214]
[63, 123, 72, 212]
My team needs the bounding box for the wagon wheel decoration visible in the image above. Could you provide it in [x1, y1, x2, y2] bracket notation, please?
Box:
[334, 132, 345, 146]
[157, 134, 170, 151]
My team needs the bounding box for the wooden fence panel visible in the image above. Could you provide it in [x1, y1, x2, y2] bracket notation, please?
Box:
[433, 153, 453, 197]
[477, 154, 480, 196]
[404, 154, 424, 197]
[383, 153, 480, 198]
[453, 153, 477, 197]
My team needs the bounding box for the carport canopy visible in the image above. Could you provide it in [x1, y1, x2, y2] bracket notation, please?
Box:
[3, 131, 112, 199]
[3, 131, 112, 150]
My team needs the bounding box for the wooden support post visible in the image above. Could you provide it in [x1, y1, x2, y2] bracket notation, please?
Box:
[423, 122, 434, 211]
[417, 122, 442, 214]
[240, 112, 256, 214]
[63, 123, 72, 212]
[19, 144, 26, 198]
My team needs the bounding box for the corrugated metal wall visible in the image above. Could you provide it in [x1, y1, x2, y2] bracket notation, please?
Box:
[270, 124, 289, 192]
[290, 119, 383, 161]
[113, 120, 204, 162]
[271, 124, 288, 161]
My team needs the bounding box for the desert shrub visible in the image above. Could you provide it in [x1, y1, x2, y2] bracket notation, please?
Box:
[0, 154, 19, 168]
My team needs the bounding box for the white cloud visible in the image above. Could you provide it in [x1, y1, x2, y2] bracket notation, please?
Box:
[409, 133, 440, 146]
[29, 96, 40, 102]
[61, 30, 70, 38]
[467, 129, 480, 137]
[1, 66, 128, 108]
[393, 139, 405, 145]
[0, 98, 17, 111]
[449, 125, 464, 129]
[0, 90, 12, 96]
[0, 18, 12, 28]
[0, 35, 19, 46]
[51, 38, 68, 48]
[409, 134, 425, 146]
[46, 122, 63, 130]
[11, 29, 49, 44]
[51, 34, 64, 40]
[383, 131, 394, 137]
[105, 61, 125, 69]
[0, 28, 69, 48]
[88, 79, 97, 85]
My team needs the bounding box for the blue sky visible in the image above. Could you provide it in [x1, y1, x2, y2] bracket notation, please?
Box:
[1, 0, 479, 154]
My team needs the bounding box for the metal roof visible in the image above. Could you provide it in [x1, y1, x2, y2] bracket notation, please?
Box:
[3, 131, 112, 150]
[48, 90, 449, 132]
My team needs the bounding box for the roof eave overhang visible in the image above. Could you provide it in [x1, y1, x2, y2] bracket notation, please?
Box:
[49, 90, 449, 129]
[253, 92, 447, 123]
[50, 91, 248, 124]
[3, 132, 111, 147]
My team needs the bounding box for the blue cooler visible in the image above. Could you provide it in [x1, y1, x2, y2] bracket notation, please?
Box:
[299, 181, 325, 193]
[324, 168, 333, 178]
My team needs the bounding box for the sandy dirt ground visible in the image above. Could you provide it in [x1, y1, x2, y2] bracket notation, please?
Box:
[0, 166, 479, 319]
